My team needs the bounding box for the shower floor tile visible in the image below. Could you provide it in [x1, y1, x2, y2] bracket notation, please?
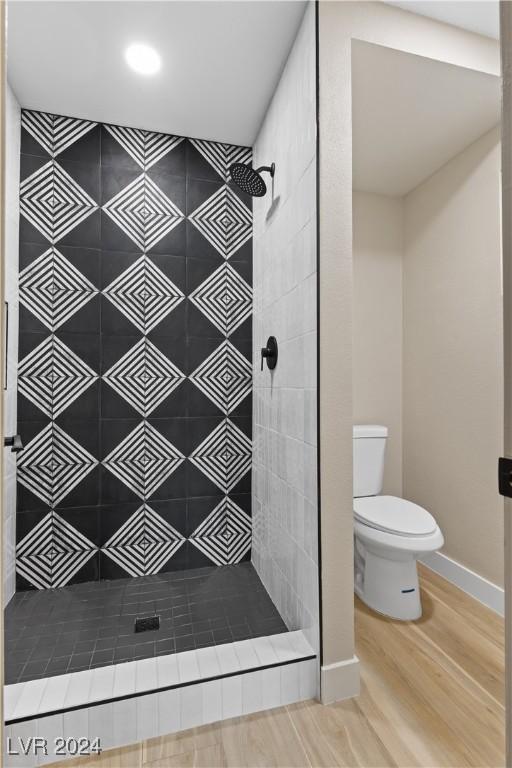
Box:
[4, 563, 287, 684]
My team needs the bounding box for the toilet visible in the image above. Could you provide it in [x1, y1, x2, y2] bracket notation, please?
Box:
[353, 425, 444, 620]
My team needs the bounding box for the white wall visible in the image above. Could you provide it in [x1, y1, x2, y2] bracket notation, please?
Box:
[4, 82, 21, 606]
[252, 3, 319, 658]
[403, 126, 503, 587]
[353, 191, 403, 496]
[318, 2, 499, 692]
[353, 127, 503, 588]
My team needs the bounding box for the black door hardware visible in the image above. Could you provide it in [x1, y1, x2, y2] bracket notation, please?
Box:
[499, 457, 512, 497]
[4, 435, 23, 453]
[261, 336, 278, 371]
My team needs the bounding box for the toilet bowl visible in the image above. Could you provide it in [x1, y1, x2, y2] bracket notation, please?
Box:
[353, 426, 444, 620]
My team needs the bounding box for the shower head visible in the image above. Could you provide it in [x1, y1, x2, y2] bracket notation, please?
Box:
[229, 162, 275, 197]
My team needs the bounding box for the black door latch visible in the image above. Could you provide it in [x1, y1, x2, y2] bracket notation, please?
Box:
[498, 457, 512, 497]
[4, 435, 23, 453]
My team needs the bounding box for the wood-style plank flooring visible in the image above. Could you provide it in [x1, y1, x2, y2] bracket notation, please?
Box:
[53, 564, 505, 767]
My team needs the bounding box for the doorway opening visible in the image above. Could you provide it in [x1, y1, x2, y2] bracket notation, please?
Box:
[351, 40, 504, 765]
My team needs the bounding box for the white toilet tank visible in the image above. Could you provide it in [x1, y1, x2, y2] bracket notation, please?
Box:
[353, 425, 388, 498]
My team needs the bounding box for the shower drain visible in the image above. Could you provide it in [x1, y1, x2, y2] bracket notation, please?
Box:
[134, 615, 160, 633]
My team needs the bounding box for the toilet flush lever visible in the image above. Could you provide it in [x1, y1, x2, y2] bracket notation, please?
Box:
[498, 457, 512, 497]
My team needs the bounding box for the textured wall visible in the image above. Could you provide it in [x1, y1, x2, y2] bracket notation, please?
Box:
[16, 110, 253, 589]
[403, 127, 503, 587]
[251, 3, 319, 654]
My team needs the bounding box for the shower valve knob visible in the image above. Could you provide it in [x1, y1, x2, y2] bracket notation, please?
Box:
[261, 336, 278, 371]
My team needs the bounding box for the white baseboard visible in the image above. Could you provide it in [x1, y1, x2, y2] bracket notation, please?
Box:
[420, 551, 504, 617]
[320, 655, 360, 704]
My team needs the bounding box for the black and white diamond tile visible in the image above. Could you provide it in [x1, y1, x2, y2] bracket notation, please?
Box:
[19, 247, 97, 331]
[18, 337, 55, 418]
[104, 337, 185, 416]
[22, 111, 97, 157]
[16, 424, 56, 507]
[189, 262, 252, 335]
[51, 336, 98, 416]
[102, 174, 147, 250]
[143, 174, 185, 250]
[189, 496, 251, 565]
[17, 423, 98, 507]
[190, 419, 252, 493]
[15, 512, 53, 589]
[16, 511, 96, 589]
[103, 255, 184, 334]
[102, 504, 185, 576]
[17, 109, 252, 589]
[143, 257, 185, 331]
[21, 111, 53, 156]
[143, 505, 186, 573]
[189, 185, 251, 259]
[103, 125, 146, 169]
[102, 173, 184, 251]
[103, 421, 185, 499]
[145, 133, 184, 170]
[105, 125, 184, 170]
[52, 115, 97, 158]
[20, 160, 98, 243]
[189, 140, 251, 182]
[190, 339, 251, 413]
[19, 335, 97, 418]
[20, 160, 54, 241]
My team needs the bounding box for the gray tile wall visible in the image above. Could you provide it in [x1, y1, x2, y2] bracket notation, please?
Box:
[251, 3, 319, 655]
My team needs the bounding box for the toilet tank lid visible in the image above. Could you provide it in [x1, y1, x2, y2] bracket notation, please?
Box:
[353, 425, 388, 439]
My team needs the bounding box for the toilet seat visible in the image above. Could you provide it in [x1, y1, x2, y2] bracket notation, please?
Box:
[354, 495, 437, 537]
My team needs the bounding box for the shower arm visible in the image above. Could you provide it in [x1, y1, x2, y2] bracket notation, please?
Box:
[255, 163, 275, 178]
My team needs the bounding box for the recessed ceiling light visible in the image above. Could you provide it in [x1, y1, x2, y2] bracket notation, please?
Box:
[125, 43, 161, 76]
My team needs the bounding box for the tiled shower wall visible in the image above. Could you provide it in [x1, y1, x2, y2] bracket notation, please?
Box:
[252, 3, 319, 654]
[15, 110, 253, 590]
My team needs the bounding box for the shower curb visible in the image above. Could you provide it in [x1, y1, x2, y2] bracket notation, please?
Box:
[5, 632, 317, 767]
[5, 653, 316, 726]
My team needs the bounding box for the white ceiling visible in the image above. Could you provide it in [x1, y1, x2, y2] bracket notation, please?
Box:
[386, 1, 499, 40]
[6, 0, 306, 147]
[352, 41, 500, 197]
